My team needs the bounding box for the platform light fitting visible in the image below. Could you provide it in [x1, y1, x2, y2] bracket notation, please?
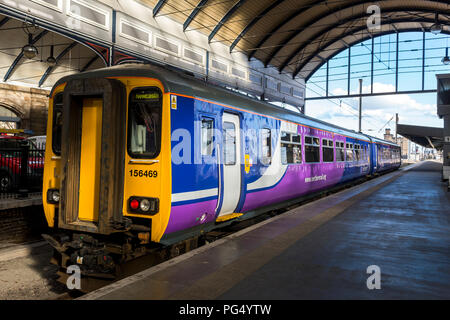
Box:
[430, 23, 443, 35]
[46, 56, 57, 67]
[442, 48, 450, 65]
[430, 13, 442, 35]
[22, 33, 38, 59]
[46, 45, 56, 67]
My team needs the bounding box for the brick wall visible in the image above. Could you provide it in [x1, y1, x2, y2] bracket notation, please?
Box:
[0, 83, 49, 136]
[0, 206, 48, 244]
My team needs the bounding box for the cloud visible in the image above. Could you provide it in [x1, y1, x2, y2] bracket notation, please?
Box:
[305, 82, 442, 138]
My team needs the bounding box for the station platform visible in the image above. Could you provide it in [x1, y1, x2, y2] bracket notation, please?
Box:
[83, 161, 450, 300]
[0, 193, 42, 211]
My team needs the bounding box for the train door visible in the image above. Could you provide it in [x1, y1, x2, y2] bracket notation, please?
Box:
[372, 143, 378, 173]
[218, 112, 242, 216]
[78, 97, 103, 222]
[58, 78, 127, 234]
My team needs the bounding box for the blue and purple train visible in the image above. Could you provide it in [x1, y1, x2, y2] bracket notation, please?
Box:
[43, 64, 400, 274]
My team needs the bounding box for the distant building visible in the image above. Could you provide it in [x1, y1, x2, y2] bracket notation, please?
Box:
[398, 136, 409, 159]
[383, 128, 395, 142]
[384, 128, 409, 159]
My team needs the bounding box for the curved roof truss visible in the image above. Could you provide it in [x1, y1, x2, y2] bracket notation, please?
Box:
[295, 16, 450, 80]
[141, 0, 450, 80]
[0, 14, 107, 88]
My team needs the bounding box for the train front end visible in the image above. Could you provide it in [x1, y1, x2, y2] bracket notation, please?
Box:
[42, 72, 172, 277]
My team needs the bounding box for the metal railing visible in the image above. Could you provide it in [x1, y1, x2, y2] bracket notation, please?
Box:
[0, 139, 44, 198]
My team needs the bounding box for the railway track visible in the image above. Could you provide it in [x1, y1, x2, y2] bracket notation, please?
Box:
[48, 172, 388, 300]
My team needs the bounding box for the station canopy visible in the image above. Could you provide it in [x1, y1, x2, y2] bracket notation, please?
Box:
[143, 0, 450, 79]
[0, 1, 448, 89]
[397, 124, 444, 150]
[0, 14, 105, 89]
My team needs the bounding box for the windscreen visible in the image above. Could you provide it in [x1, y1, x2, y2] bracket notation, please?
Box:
[127, 88, 162, 158]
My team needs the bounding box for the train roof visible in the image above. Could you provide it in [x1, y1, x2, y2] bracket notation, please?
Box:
[51, 63, 398, 146]
[369, 136, 399, 147]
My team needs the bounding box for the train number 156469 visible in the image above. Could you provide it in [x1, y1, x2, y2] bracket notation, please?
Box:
[129, 169, 158, 178]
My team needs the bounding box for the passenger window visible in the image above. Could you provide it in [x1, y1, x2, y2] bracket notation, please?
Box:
[261, 128, 271, 165]
[201, 118, 214, 156]
[223, 121, 236, 165]
[281, 132, 302, 164]
[322, 138, 334, 162]
[336, 141, 345, 162]
[281, 132, 290, 142]
[346, 143, 354, 161]
[52, 93, 63, 155]
[354, 144, 361, 161]
[128, 88, 162, 158]
[305, 136, 320, 163]
[378, 146, 382, 163]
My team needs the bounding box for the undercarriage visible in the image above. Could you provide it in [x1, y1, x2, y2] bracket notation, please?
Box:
[42, 230, 200, 292]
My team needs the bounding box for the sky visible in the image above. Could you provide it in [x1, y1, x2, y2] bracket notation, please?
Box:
[304, 31, 450, 140]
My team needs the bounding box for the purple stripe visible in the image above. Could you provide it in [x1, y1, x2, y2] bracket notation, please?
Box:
[165, 199, 218, 234]
[163, 163, 345, 235]
[163, 130, 368, 237]
[242, 163, 345, 212]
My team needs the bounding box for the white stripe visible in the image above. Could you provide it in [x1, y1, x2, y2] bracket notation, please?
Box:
[248, 128, 287, 191]
[172, 188, 218, 202]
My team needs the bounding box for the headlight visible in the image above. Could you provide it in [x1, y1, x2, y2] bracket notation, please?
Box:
[52, 190, 60, 203]
[128, 197, 158, 215]
[140, 199, 151, 212]
[47, 189, 60, 204]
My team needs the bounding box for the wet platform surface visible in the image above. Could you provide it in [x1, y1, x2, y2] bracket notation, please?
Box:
[84, 161, 450, 300]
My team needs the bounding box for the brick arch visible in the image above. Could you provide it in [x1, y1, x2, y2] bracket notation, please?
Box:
[0, 84, 50, 135]
[0, 102, 25, 119]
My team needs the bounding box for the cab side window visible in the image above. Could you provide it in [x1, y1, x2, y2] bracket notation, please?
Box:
[52, 93, 63, 155]
[201, 118, 214, 156]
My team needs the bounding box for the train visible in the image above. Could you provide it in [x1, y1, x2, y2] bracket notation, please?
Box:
[42, 64, 401, 277]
